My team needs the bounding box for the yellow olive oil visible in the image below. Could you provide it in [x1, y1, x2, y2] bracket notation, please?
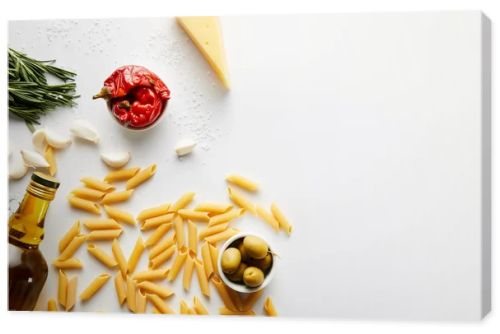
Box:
[8, 172, 59, 311]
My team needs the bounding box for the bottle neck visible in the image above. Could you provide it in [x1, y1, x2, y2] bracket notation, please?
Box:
[9, 182, 55, 250]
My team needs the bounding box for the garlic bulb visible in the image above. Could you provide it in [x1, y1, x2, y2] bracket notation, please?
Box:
[21, 149, 50, 168]
[70, 120, 100, 144]
[100, 151, 131, 168]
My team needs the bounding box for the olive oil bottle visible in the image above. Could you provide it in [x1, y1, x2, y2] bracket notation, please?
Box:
[9, 172, 60, 311]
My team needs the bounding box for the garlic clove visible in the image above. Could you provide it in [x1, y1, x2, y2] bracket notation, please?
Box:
[32, 129, 48, 153]
[100, 151, 131, 168]
[44, 129, 72, 149]
[70, 120, 100, 144]
[175, 139, 197, 157]
[9, 152, 29, 180]
[21, 149, 50, 168]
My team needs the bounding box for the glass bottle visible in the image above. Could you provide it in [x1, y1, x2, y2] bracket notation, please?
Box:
[8, 172, 60, 311]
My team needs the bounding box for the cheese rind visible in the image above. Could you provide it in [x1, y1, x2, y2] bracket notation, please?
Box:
[177, 16, 230, 89]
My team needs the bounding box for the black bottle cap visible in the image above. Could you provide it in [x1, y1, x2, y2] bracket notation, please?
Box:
[32, 172, 60, 189]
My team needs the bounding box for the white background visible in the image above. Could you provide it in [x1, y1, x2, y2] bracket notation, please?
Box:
[0, 0, 498, 333]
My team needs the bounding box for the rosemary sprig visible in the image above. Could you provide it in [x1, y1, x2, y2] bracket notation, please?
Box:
[8, 48, 79, 131]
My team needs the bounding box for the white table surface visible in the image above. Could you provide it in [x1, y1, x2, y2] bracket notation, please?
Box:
[8, 12, 490, 320]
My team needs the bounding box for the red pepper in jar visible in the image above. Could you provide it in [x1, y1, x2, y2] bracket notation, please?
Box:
[93, 65, 170, 129]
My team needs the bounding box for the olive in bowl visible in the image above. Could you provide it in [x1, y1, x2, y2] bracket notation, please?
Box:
[218, 233, 276, 293]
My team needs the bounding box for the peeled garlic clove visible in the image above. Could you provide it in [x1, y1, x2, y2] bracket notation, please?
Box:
[100, 151, 131, 168]
[9, 155, 29, 180]
[175, 139, 196, 157]
[32, 129, 48, 153]
[44, 129, 72, 149]
[70, 120, 100, 144]
[21, 149, 50, 168]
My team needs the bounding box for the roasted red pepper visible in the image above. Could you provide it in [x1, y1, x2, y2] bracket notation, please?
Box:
[93, 65, 170, 129]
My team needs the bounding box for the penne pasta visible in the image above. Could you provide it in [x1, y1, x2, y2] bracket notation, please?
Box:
[126, 164, 157, 190]
[256, 205, 279, 231]
[68, 196, 101, 215]
[227, 187, 256, 215]
[211, 275, 237, 311]
[167, 246, 188, 281]
[137, 281, 175, 299]
[133, 268, 169, 282]
[179, 299, 190, 314]
[226, 286, 243, 312]
[194, 258, 210, 297]
[137, 203, 171, 222]
[271, 203, 293, 235]
[201, 242, 214, 279]
[144, 223, 172, 248]
[87, 244, 118, 268]
[182, 254, 195, 291]
[58, 221, 81, 253]
[240, 290, 264, 311]
[71, 187, 105, 201]
[207, 208, 244, 227]
[263, 297, 278, 316]
[178, 209, 210, 222]
[147, 294, 175, 314]
[101, 189, 134, 205]
[52, 258, 83, 270]
[58, 234, 86, 261]
[149, 234, 176, 259]
[80, 273, 111, 301]
[86, 229, 122, 241]
[45, 146, 57, 176]
[193, 296, 209, 315]
[104, 205, 135, 225]
[135, 289, 147, 314]
[174, 215, 185, 248]
[141, 214, 174, 231]
[149, 245, 176, 269]
[114, 272, 127, 305]
[83, 218, 122, 230]
[208, 243, 219, 275]
[47, 299, 58, 311]
[188, 221, 198, 254]
[219, 307, 256, 316]
[187, 308, 197, 315]
[226, 174, 259, 192]
[127, 236, 145, 274]
[66, 276, 77, 311]
[58, 270, 68, 307]
[204, 228, 239, 245]
[104, 167, 140, 183]
[194, 202, 232, 215]
[126, 276, 137, 313]
[198, 223, 229, 241]
[81, 177, 115, 192]
[111, 239, 127, 278]
[170, 192, 195, 211]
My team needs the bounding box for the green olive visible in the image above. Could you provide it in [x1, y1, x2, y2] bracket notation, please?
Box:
[249, 253, 272, 273]
[243, 266, 265, 287]
[227, 262, 247, 283]
[237, 241, 248, 261]
[243, 236, 268, 259]
[221, 247, 241, 274]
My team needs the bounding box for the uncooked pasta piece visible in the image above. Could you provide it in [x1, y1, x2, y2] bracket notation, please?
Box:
[207, 208, 244, 227]
[167, 246, 188, 281]
[170, 192, 195, 211]
[147, 294, 175, 314]
[83, 218, 121, 230]
[194, 258, 210, 297]
[68, 196, 101, 215]
[226, 174, 259, 192]
[188, 221, 198, 254]
[104, 205, 135, 225]
[71, 188, 106, 201]
[144, 223, 172, 248]
[271, 202, 293, 235]
[80, 177, 114, 192]
[87, 244, 118, 268]
[127, 236, 145, 274]
[182, 254, 195, 291]
[219, 307, 256, 316]
[133, 268, 169, 282]
[58, 221, 80, 253]
[104, 167, 140, 183]
[126, 164, 157, 190]
[111, 239, 127, 278]
[114, 273, 126, 305]
[101, 189, 134, 205]
[58, 235, 86, 261]
[86, 229, 122, 241]
[227, 187, 256, 215]
[194, 202, 233, 215]
[204, 228, 239, 245]
[137, 203, 170, 222]
[193, 296, 209, 315]
[137, 281, 174, 299]
[52, 258, 83, 270]
[178, 209, 210, 222]
[255, 205, 279, 231]
[263, 297, 278, 316]
[80, 273, 111, 301]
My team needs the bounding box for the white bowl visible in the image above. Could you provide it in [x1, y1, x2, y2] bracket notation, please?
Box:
[217, 232, 276, 294]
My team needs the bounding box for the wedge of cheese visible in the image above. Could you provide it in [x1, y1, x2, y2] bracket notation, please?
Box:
[176, 16, 230, 89]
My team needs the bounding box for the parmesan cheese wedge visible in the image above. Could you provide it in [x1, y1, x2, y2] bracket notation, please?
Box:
[176, 16, 230, 89]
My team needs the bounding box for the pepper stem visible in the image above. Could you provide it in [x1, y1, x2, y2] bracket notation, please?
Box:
[92, 87, 110, 100]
